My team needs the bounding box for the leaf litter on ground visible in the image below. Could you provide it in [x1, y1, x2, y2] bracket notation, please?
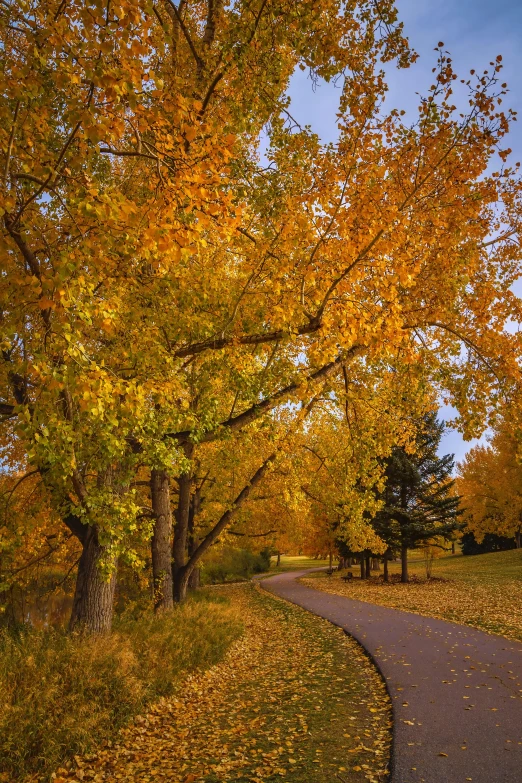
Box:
[54, 584, 391, 783]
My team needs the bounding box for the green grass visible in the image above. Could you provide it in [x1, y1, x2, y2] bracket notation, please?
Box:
[265, 555, 330, 576]
[388, 547, 522, 583]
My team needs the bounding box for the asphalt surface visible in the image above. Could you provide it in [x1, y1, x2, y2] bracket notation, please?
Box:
[260, 570, 522, 783]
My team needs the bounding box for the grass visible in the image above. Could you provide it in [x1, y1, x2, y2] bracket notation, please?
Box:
[301, 548, 522, 641]
[264, 555, 330, 576]
[61, 584, 392, 783]
[0, 591, 243, 783]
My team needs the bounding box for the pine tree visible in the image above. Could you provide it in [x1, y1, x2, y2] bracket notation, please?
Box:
[373, 414, 461, 582]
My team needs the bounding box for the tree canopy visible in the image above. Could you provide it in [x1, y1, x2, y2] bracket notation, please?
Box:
[457, 418, 522, 549]
[1, 0, 521, 631]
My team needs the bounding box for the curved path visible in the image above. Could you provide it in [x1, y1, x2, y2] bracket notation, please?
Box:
[260, 570, 522, 783]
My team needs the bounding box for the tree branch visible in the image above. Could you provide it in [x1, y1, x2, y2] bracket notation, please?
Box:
[3, 100, 20, 189]
[184, 453, 275, 569]
[173, 317, 322, 358]
[170, 349, 358, 443]
[164, 0, 204, 69]
[228, 528, 277, 537]
[0, 401, 15, 416]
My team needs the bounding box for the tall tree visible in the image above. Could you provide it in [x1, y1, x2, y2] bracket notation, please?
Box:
[1, 0, 521, 631]
[457, 418, 522, 548]
[372, 414, 460, 582]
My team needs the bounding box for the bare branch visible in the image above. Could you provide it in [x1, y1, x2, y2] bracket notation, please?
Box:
[174, 317, 322, 358]
[164, 0, 204, 69]
[202, 0, 222, 47]
[481, 230, 518, 248]
[3, 100, 20, 189]
[0, 401, 15, 417]
[228, 528, 277, 537]
[99, 147, 158, 161]
[200, 70, 224, 115]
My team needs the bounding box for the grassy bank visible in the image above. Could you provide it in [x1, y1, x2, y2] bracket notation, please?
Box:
[0, 592, 243, 782]
[58, 585, 392, 783]
[266, 555, 330, 575]
[302, 549, 522, 641]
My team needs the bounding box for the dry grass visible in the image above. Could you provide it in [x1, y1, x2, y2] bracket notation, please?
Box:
[0, 592, 243, 782]
[301, 549, 522, 641]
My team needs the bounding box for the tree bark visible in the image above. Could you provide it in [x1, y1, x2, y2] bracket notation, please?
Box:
[401, 543, 409, 583]
[360, 554, 366, 579]
[276, 551, 281, 567]
[172, 443, 195, 602]
[515, 528, 521, 549]
[150, 469, 174, 612]
[365, 553, 371, 577]
[68, 466, 124, 633]
[187, 486, 201, 592]
[372, 557, 380, 571]
[69, 526, 117, 633]
[383, 552, 389, 583]
[178, 454, 274, 598]
[188, 567, 200, 590]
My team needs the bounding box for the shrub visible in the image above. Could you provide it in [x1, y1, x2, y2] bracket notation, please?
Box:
[201, 546, 271, 584]
[0, 592, 243, 782]
[461, 531, 517, 555]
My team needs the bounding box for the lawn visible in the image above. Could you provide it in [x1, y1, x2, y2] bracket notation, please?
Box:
[266, 555, 331, 574]
[301, 549, 522, 641]
[60, 584, 392, 783]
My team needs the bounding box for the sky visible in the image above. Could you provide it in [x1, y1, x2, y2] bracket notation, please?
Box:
[286, 0, 522, 466]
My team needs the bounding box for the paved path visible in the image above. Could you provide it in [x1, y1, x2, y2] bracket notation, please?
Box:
[260, 570, 522, 783]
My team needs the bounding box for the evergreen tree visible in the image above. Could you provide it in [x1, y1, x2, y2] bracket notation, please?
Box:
[373, 414, 461, 582]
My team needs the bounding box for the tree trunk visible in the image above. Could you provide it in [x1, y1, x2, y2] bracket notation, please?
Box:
[365, 553, 371, 577]
[187, 488, 201, 593]
[150, 469, 174, 612]
[360, 555, 366, 579]
[383, 552, 389, 583]
[372, 557, 380, 571]
[69, 526, 117, 633]
[515, 529, 521, 549]
[179, 454, 274, 597]
[276, 551, 281, 567]
[329, 550, 333, 570]
[172, 443, 194, 602]
[451, 541, 455, 554]
[174, 566, 191, 603]
[188, 567, 200, 590]
[401, 543, 409, 583]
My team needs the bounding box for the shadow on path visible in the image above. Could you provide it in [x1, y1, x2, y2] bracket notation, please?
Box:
[260, 569, 522, 783]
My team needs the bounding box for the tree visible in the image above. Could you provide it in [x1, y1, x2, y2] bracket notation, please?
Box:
[372, 414, 461, 582]
[460, 531, 516, 556]
[0, 0, 416, 630]
[457, 418, 522, 548]
[1, 0, 521, 632]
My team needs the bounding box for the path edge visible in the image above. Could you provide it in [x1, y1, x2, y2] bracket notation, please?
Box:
[257, 572, 397, 783]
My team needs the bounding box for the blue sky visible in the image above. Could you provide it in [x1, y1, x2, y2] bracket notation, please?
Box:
[287, 0, 522, 466]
